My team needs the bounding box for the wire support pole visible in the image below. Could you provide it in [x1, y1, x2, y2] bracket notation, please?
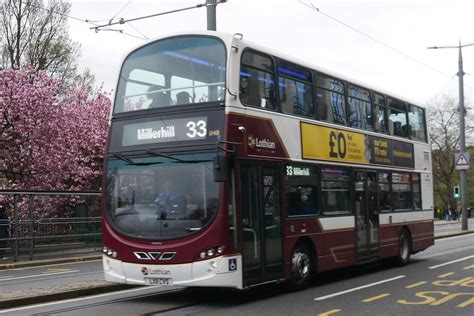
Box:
[428, 41, 474, 231]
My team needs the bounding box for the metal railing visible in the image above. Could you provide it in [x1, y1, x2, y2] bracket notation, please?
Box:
[0, 190, 102, 262]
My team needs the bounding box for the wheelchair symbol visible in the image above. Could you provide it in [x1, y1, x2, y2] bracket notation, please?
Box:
[229, 258, 237, 271]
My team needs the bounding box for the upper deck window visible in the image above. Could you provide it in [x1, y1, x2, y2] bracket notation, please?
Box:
[315, 73, 346, 125]
[408, 105, 427, 142]
[114, 36, 226, 113]
[347, 85, 373, 131]
[277, 61, 314, 118]
[387, 98, 409, 138]
[240, 50, 276, 110]
[374, 93, 388, 134]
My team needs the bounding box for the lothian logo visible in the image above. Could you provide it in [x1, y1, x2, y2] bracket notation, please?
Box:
[248, 135, 276, 150]
[248, 135, 256, 148]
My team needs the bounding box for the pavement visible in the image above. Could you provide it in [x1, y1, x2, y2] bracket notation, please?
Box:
[0, 220, 473, 310]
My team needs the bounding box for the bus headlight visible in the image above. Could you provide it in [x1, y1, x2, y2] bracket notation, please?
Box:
[196, 246, 225, 261]
[103, 246, 118, 258]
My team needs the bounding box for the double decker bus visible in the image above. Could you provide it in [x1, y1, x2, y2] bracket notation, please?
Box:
[102, 31, 434, 290]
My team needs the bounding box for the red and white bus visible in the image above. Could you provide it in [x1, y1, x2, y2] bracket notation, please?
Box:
[102, 31, 434, 290]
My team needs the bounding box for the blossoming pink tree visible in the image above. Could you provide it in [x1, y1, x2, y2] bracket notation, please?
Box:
[0, 68, 111, 218]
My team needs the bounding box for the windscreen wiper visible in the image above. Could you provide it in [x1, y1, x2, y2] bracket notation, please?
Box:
[145, 150, 210, 163]
[113, 153, 161, 166]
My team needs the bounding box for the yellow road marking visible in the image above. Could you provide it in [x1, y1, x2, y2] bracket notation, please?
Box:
[458, 296, 474, 308]
[362, 293, 390, 303]
[463, 265, 474, 270]
[0, 275, 13, 280]
[438, 272, 455, 278]
[318, 309, 341, 316]
[406, 281, 427, 289]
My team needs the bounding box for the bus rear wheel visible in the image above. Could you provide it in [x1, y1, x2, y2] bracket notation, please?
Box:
[288, 244, 312, 291]
[395, 229, 412, 266]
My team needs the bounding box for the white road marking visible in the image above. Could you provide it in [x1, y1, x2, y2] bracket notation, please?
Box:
[434, 233, 474, 242]
[0, 259, 102, 272]
[428, 255, 474, 269]
[314, 275, 406, 301]
[0, 270, 80, 281]
[0, 286, 182, 314]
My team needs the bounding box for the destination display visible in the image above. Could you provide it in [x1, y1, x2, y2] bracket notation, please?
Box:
[301, 123, 414, 168]
[122, 117, 208, 146]
[109, 109, 224, 152]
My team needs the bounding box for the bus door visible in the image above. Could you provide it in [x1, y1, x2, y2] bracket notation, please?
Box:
[239, 163, 283, 286]
[354, 171, 380, 262]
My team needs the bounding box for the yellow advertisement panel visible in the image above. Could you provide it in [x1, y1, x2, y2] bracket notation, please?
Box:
[301, 123, 369, 164]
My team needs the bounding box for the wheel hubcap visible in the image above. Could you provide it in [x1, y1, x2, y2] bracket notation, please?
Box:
[400, 235, 408, 259]
[292, 251, 310, 280]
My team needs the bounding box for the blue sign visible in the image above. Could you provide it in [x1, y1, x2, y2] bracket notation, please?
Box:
[229, 258, 237, 271]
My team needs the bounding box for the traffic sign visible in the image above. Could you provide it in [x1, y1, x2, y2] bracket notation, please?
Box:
[454, 152, 470, 170]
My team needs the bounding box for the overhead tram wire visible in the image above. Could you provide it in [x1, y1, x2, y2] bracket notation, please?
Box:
[128, 23, 149, 40]
[297, 0, 454, 81]
[90, 2, 209, 32]
[28, 2, 147, 40]
[108, 0, 133, 25]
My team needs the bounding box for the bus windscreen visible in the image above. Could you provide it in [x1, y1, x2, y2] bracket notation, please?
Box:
[114, 36, 226, 113]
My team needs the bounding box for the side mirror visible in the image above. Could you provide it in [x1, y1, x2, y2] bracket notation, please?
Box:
[213, 155, 228, 182]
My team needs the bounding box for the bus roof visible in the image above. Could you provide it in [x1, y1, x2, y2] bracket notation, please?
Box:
[123, 30, 425, 108]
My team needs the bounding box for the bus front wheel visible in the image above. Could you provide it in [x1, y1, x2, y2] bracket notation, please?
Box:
[288, 244, 312, 291]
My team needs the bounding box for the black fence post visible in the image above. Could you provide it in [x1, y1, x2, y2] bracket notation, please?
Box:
[29, 196, 34, 260]
[13, 194, 18, 262]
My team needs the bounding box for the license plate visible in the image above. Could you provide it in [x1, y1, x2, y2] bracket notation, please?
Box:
[144, 277, 173, 286]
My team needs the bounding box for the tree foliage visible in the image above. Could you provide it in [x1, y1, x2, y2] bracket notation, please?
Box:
[0, 0, 93, 89]
[428, 93, 474, 208]
[0, 68, 110, 194]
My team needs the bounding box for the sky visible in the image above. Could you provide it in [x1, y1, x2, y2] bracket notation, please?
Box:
[68, 0, 474, 107]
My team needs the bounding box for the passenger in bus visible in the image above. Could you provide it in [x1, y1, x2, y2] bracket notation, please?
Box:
[393, 121, 403, 136]
[402, 124, 411, 137]
[240, 74, 262, 107]
[176, 91, 192, 105]
[280, 82, 296, 114]
[148, 85, 170, 108]
[154, 179, 187, 219]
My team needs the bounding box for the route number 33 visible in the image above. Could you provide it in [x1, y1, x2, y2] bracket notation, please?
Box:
[186, 120, 207, 138]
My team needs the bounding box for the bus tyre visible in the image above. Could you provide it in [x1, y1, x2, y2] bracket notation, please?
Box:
[395, 229, 412, 266]
[288, 244, 312, 291]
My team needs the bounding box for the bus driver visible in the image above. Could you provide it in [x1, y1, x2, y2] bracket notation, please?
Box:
[154, 179, 187, 219]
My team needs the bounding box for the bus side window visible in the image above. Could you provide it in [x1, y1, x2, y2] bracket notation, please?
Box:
[387, 97, 408, 138]
[285, 165, 318, 217]
[240, 50, 276, 111]
[374, 93, 388, 134]
[315, 73, 346, 125]
[240, 70, 262, 107]
[408, 104, 427, 142]
[279, 78, 296, 114]
[277, 62, 314, 118]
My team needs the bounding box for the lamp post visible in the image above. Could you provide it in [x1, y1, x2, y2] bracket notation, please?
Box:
[428, 41, 474, 231]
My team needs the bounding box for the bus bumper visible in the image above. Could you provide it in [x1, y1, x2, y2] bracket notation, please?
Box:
[103, 255, 243, 289]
